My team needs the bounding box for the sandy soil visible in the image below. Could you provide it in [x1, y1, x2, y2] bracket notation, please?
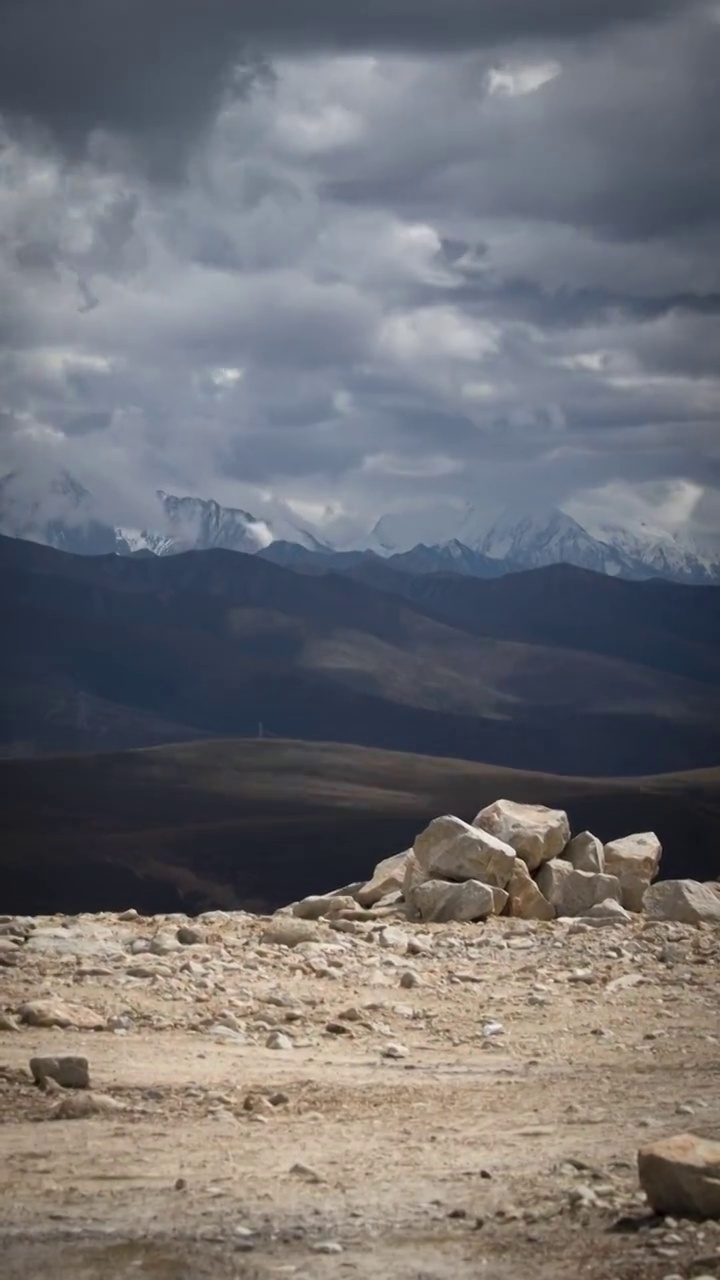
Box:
[1, 908, 719, 1279]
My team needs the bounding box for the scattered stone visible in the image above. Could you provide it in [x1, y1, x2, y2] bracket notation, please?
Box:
[17, 999, 106, 1031]
[638, 1132, 720, 1217]
[473, 799, 570, 871]
[312, 1241, 343, 1254]
[407, 878, 497, 923]
[585, 898, 633, 922]
[289, 1162, 322, 1183]
[644, 880, 720, 925]
[399, 970, 420, 989]
[261, 921, 319, 948]
[536, 860, 622, 917]
[0, 1012, 20, 1031]
[50, 1091, 124, 1120]
[604, 832, 662, 911]
[381, 1042, 409, 1059]
[357, 851, 412, 907]
[563, 831, 605, 874]
[291, 894, 357, 920]
[30, 1056, 90, 1089]
[378, 926, 409, 950]
[266, 1031, 294, 1050]
[118, 909, 138, 921]
[177, 925, 205, 945]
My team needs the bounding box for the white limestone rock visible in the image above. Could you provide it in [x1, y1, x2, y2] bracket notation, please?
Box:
[535, 860, 622, 918]
[603, 832, 662, 912]
[412, 815, 516, 888]
[643, 880, 720, 925]
[357, 851, 412, 908]
[473, 800, 570, 872]
[406, 878, 497, 923]
[506, 859, 555, 921]
[563, 832, 605, 874]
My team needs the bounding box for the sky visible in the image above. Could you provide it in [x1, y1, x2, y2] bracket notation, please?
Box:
[0, 0, 719, 544]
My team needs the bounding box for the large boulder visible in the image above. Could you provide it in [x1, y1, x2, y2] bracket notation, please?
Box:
[603, 833, 662, 912]
[563, 831, 604, 875]
[638, 1132, 720, 1217]
[643, 880, 720, 925]
[406, 878, 499, 923]
[535, 860, 622, 918]
[412, 815, 516, 888]
[357, 851, 411, 908]
[506, 859, 555, 921]
[473, 800, 570, 872]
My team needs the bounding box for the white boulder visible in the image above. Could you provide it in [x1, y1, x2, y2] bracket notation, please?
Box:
[535, 859, 622, 918]
[412, 815, 516, 888]
[357, 851, 411, 908]
[506, 859, 555, 921]
[473, 800, 570, 871]
[643, 879, 720, 925]
[603, 832, 662, 912]
[563, 831, 604, 874]
[406, 878, 499, 923]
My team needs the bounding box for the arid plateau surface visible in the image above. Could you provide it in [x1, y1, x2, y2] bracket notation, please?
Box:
[1, 903, 719, 1280]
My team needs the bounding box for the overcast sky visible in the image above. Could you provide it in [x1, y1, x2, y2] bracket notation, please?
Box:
[1, 0, 719, 542]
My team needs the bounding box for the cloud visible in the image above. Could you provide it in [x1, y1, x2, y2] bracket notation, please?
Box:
[0, 2, 718, 544]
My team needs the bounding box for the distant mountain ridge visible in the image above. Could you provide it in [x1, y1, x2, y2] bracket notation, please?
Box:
[1, 471, 718, 585]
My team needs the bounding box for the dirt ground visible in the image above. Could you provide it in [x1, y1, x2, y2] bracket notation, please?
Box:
[1, 908, 719, 1279]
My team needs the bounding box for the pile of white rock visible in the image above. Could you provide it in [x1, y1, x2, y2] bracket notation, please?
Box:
[289, 800, 720, 926]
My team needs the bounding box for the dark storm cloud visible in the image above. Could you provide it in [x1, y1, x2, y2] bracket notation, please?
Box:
[0, 0, 718, 545]
[0, 0, 687, 164]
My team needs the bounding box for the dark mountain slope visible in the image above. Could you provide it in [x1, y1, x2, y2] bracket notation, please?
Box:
[1, 738, 718, 915]
[2, 536, 720, 774]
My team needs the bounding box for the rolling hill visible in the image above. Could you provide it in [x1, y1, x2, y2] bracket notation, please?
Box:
[1, 738, 718, 916]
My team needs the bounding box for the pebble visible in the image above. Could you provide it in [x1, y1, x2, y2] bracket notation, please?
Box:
[381, 1041, 409, 1059]
[0, 1012, 20, 1031]
[311, 1241, 343, 1254]
[267, 1031, 294, 1050]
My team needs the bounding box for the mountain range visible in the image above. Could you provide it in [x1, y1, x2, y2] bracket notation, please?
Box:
[1, 471, 718, 584]
[3, 532, 720, 776]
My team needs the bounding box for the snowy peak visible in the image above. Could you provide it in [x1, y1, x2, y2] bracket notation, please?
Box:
[479, 506, 628, 576]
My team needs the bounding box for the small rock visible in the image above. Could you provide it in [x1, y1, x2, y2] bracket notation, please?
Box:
[267, 1031, 294, 1050]
[378, 926, 409, 950]
[312, 1241, 343, 1254]
[0, 1012, 20, 1032]
[30, 1056, 90, 1089]
[50, 1091, 124, 1120]
[399, 970, 420, 989]
[638, 1132, 720, 1217]
[261, 921, 319, 948]
[17, 999, 106, 1030]
[289, 1162, 322, 1183]
[177, 926, 205, 945]
[118, 909, 138, 921]
[381, 1041, 409, 1059]
[481, 1019, 505, 1038]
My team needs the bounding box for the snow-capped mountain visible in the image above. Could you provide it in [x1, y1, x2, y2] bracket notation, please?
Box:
[1, 469, 718, 584]
[0, 472, 328, 558]
[478, 507, 632, 577]
[367, 503, 720, 584]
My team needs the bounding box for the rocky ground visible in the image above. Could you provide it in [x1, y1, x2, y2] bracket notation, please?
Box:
[1, 907, 719, 1280]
